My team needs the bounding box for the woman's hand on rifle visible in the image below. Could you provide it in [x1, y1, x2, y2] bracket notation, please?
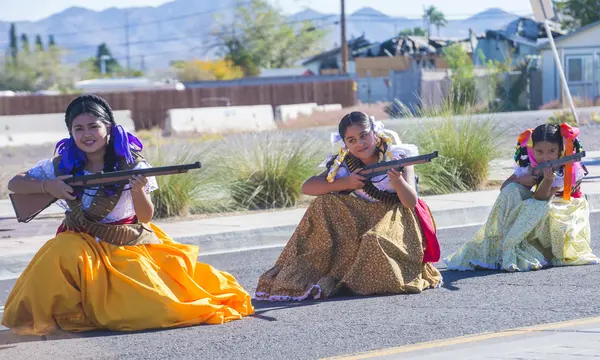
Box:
[129, 174, 148, 193]
[339, 168, 366, 190]
[45, 175, 76, 200]
[387, 167, 405, 187]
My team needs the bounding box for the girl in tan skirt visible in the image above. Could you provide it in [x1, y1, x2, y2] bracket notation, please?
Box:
[255, 111, 442, 301]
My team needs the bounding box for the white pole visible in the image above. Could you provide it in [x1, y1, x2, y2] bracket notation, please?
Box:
[543, 19, 579, 124]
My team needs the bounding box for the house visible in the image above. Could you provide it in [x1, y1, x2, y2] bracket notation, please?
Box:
[539, 20, 600, 105]
[301, 35, 372, 75]
[473, 17, 564, 67]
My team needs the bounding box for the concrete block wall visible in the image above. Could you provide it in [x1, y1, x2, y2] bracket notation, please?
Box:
[0, 111, 135, 147]
[164, 105, 277, 135]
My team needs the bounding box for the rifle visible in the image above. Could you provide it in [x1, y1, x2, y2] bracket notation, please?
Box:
[359, 151, 438, 179]
[532, 152, 586, 181]
[9, 162, 202, 223]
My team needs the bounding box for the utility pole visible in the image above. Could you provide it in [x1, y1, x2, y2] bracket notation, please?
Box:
[340, 0, 348, 74]
[125, 10, 131, 75]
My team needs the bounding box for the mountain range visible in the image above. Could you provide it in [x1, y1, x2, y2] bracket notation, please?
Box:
[0, 0, 528, 71]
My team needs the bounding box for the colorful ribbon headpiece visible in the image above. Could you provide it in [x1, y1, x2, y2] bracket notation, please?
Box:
[54, 124, 143, 180]
[325, 117, 392, 183]
[516, 123, 583, 200]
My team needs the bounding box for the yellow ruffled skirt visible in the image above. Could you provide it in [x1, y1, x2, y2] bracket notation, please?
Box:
[444, 183, 600, 272]
[1, 223, 254, 335]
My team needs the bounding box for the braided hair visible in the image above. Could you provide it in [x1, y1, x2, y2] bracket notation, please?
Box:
[514, 123, 583, 168]
[325, 112, 389, 169]
[64, 94, 122, 174]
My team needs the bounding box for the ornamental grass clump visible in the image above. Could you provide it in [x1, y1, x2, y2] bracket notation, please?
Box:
[221, 132, 324, 210]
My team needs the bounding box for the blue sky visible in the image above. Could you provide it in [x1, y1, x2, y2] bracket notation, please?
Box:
[1, 0, 533, 22]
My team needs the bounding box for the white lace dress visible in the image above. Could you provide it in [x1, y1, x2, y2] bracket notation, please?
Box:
[322, 144, 419, 202]
[27, 158, 159, 224]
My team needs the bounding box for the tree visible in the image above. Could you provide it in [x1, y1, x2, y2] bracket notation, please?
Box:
[48, 35, 56, 48]
[93, 43, 121, 74]
[399, 27, 427, 36]
[442, 43, 477, 111]
[9, 23, 18, 64]
[430, 10, 447, 36]
[20, 34, 30, 53]
[212, 0, 328, 75]
[556, 0, 600, 30]
[423, 6, 447, 37]
[0, 44, 74, 92]
[35, 34, 44, 52]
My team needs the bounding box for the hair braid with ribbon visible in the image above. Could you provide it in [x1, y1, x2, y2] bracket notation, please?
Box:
[514, 122, 585, 200]
[325, 112, 393, 183]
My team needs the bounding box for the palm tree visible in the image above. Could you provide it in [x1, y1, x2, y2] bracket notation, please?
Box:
[430, 9, 448, 36]
[423, 6, 435, 38]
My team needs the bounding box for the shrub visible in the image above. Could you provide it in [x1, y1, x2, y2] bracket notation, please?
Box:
[218, 132, 325, 210]
[146, 144, 221, 218]
[547, 110, 579, 126]
[415, 115, 503, 194]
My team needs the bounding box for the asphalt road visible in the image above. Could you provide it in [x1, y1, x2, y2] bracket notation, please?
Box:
[1, 214, 600, 360]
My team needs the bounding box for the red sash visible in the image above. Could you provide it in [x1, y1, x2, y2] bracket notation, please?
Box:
[413, 198, 441, 263]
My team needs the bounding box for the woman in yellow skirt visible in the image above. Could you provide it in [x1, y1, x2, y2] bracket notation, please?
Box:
[255, 112, 442, 301]
[445, 123, 599, 272]
[2, 95, 253, 335]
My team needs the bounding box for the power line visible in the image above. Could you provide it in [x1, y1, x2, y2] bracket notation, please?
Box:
[45, 15, 337, 56]
[0, 9, 537, 47]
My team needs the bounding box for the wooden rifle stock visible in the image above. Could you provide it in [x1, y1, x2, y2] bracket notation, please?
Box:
[359, 151, 439, 179]
[9, 161, 202, 223]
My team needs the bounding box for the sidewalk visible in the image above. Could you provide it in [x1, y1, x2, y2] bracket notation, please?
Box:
[2, 152, 600, 278]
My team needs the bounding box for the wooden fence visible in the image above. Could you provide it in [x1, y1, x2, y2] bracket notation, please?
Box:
[0, 78, 356, 129]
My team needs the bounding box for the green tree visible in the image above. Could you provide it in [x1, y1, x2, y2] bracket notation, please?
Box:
[20, 34, 30, 53]
[35, 34, 44, 52]
[442, 43, 477, 111]
[430, 9, 447, 36]
[556, 0, 600, 29]
[48, 35, 56, 48]
[9, 23, 18, 64]
[423, 6, 447, 37]
[212, 0, 328, 75]
[93, 43, 121, 74]
[0, 45, 74, 92]
[399, 27, 427, 36]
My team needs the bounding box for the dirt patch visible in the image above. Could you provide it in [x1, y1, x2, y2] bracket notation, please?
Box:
[277, 102, 390, 130]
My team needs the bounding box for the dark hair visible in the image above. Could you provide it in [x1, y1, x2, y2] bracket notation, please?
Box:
[338, 111, 373, 139]
[65, 94, 115, 130]
[514, 123, 583, 168]
[532, 124, 562, 150]
[64, 94, 119, 173]
[326, 111, 386, 169]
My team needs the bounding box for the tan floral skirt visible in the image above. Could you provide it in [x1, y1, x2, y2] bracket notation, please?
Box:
[255, 194, 442, 301]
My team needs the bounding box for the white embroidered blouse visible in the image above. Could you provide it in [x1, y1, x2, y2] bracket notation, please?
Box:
[322, 144, 419, 202]
[26, 158, 159, 223]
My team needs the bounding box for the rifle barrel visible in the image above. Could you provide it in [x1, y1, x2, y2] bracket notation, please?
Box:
[65, 162, 201, 187]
